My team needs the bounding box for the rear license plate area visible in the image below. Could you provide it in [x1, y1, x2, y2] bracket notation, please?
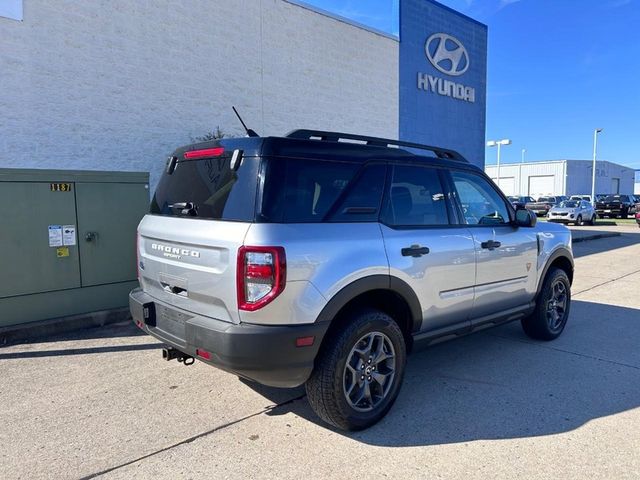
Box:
[155, 304, 190, 341]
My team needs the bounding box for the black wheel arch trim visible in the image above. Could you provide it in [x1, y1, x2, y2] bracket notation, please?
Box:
[537, 247, 574, 296]
[315, 275, 423, 333]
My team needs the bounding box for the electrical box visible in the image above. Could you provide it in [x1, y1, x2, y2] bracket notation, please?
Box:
[0, 169, 149, 327]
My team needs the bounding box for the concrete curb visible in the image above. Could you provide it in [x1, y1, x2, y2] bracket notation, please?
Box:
[0, 308, 131, 346]
[572, 232, 622, 243]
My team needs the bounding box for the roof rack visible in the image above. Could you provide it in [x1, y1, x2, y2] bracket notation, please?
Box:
[285, 129, 467, 162]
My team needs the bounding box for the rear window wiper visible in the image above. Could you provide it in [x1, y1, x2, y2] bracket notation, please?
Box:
[168, 202, 198, 216]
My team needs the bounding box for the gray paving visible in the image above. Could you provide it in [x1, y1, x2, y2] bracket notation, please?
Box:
[1, 225, 639, 479]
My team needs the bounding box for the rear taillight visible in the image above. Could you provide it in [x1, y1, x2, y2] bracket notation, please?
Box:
[237, 246, 286, 311]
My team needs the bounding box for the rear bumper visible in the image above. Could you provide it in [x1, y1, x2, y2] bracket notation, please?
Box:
[129, 288, 329, 388]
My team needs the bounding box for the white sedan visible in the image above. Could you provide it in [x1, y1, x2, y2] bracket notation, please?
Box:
[547, 200, 596, 226]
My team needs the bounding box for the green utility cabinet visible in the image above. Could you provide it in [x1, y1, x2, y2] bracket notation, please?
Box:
[0, 169, 149, 327]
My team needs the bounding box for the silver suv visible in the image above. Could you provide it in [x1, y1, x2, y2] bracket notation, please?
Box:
[130, 130, 574, 430]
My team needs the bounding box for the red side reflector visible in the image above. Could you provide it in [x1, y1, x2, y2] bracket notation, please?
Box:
[183, 147, 225, 159]
[135, 320, 144, 329]
[295, 336, 315, 347]
[196, 348, 212, 360]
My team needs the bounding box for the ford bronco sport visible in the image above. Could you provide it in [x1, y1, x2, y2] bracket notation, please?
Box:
[130, 130, 574, 430]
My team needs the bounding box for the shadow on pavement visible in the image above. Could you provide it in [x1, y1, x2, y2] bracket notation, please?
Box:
[249, 300, 640, 446]
[572, 229, 640, 258]
[0, 342, 162, 360]
[1, 320, 147, 348]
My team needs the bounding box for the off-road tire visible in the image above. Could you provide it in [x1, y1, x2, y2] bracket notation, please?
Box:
[305, 309, 406, 431]
[521, 267, 571, 341]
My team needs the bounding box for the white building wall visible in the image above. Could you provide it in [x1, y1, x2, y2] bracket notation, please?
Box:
[0, 0, 399, 189]
[486, 162, 565, 197]
[486, 160, 635, 198]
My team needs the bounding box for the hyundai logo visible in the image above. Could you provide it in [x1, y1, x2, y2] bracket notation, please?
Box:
[425, 33, 469, 77]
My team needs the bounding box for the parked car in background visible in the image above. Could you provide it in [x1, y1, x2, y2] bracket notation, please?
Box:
[508, 195, 536, 208]
[595, 194, 637, 218]
[548, 200, 596, 226]
[636, 211, 640, 228]
[526, 196, 562, 216]
[570, 195, 592, 202]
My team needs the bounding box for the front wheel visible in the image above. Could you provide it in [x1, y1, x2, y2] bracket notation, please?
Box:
[305, 310, 407, 431]
[521, 267, 571, 341]
[575, 215, 583, 226]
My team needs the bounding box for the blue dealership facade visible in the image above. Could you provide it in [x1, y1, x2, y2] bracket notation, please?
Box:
[399, 0, 488, 168]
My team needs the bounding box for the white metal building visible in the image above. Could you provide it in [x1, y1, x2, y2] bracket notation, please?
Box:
[485, 160, 636, 198]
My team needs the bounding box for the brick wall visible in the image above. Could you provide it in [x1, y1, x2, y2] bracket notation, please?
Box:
[0, 0, 399, 190]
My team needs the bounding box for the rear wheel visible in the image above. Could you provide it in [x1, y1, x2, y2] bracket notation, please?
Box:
[522, 267, 571, 341]
[589, 213, 596, 225]
[305, 309, 406, 431]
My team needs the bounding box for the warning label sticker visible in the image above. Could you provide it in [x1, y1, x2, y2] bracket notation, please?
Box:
[48, 225, 63, 247]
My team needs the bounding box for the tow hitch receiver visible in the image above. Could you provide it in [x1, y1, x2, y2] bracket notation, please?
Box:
[162, 347, 194, 366]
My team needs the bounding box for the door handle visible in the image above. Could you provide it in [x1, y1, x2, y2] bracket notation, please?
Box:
[401, 245, 430, 257]
[481, 240, 501, 251]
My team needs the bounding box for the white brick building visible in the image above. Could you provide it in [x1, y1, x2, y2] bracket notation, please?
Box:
[0, 0, 399, 189]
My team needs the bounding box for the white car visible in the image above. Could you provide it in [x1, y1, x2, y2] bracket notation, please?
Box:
[548, 200, 596, 225]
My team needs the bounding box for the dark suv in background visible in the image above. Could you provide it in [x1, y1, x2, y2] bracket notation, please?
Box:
[596, 194, 637, 218]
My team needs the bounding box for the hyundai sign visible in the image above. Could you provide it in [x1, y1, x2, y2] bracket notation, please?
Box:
[400, 0, 488, 167]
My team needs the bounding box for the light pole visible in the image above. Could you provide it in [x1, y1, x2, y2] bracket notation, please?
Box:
[520, 149, 526, 195]
[591, 128, 603, 205]
[487, 139, 512, 188]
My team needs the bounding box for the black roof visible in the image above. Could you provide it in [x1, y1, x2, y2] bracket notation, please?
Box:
[178, 129, 479, 172]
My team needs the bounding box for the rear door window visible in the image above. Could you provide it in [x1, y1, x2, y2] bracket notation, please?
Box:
[380, 165, 450, 226]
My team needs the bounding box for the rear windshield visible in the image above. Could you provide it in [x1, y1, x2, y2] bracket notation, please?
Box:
[259, 158, 385, 223]
[604, 195, 626, 202]
[150, 155, 260, 221]
[538, 197, 555, 202]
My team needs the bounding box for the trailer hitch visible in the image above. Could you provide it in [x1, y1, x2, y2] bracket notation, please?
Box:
[162, 347, 194, 366]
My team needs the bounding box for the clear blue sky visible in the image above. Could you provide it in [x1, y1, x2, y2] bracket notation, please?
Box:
[302, 0, 640, 170]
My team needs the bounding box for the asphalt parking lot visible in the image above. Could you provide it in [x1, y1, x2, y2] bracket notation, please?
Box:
[2, 225, 639, 480]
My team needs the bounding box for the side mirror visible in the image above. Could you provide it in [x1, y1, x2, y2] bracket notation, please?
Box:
[515, 205, 537, 227]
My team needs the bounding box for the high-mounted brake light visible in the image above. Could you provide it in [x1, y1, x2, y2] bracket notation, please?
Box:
[183, 147, 225, 159]
[237, 246, 286, 311]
